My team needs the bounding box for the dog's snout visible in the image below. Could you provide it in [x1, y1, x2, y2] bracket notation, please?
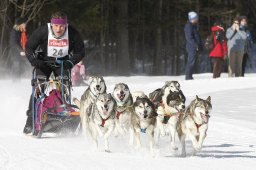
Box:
[205, 110, 209, 114]
[143, 114, 147, 118]
[144, 110, 147, 114]
[104, 104, 108, 109]
[96, 85, 100, 89]
[120, 91, 124, 94]
[182, 105, 185, 109]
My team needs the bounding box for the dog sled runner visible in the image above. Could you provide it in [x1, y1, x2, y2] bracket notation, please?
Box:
[31, 62, 80, 138]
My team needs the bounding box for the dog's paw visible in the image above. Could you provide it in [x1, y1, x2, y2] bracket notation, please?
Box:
[160, 131, 166, 137]
[194, 145, 202, 151]
[105, 149, 111, 153]
[171, 145, 178, 151]
[180, 153, 186, 157]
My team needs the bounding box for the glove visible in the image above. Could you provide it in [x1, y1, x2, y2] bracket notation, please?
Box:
[63, 60, 74, 70]
[31, 59, 45, 68]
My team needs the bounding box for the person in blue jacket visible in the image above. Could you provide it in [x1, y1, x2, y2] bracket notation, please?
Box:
[184, 11, 204, 80]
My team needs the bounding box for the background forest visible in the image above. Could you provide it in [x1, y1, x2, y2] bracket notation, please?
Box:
[1, 0, 256, 76]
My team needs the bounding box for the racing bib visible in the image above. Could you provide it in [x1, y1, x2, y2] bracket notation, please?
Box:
[47, 23, 69, 58]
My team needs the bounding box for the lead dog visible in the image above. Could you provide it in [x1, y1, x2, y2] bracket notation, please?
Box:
[155, 91, 185, 150]
[112, 83, 134, 136]
[177, 95, 212, 156]
[130, 97, 157, 153]
[73, 76, 107, 135]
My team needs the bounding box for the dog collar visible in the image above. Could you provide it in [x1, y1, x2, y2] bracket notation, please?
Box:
[140, 128, 147, 133]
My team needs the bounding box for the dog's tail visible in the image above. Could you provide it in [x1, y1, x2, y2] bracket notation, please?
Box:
[73, 97, 81, 108]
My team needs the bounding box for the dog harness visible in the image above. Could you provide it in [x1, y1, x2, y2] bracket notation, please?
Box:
[115, 105, 133, 119]
[98, 113, 112, 127]
[140, 128, 147, 133]
[188, 113, 204, 133]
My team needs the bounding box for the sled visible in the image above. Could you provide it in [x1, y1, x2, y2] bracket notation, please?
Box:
[31, 63, 81, 138]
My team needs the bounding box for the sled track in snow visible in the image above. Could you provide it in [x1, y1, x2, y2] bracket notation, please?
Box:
[0, 145, 11, 170]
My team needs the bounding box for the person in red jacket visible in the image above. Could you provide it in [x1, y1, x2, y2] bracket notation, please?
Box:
[209, 21, 227, 78]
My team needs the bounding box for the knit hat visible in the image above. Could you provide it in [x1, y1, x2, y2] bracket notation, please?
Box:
[15, 17, 26, 25]
[188, 11, 198, 21]
[240, 16, 247, 21]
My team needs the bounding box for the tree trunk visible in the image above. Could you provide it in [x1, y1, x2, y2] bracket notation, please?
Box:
[153, 0, 163, 75]
[116, 0, 130, 75]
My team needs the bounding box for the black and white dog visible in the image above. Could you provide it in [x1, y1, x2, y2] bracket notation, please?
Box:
[149, 81, 186, 107]
[155, 91, 185, 150]
[130, 97, 157, 153]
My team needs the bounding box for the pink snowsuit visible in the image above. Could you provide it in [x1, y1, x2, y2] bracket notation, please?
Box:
[71, 62, 85, 86]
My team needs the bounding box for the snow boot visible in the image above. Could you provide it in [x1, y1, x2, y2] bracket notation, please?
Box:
[23, 116, 33, 134]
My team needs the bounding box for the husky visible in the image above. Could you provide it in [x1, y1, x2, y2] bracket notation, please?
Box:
[73, 76, 107, 134]
[130, 97, 157, 152]
[149, 81, 186, 107]
[87, 93, 117, 152]
[112, 83, 134, 136]
[177, 95, 212, 157]
[155, 91, 185, 150]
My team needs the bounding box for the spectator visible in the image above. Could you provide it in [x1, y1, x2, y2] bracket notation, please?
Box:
[71, 61, 87, 86]
[184, 11, 204, 80]
[209, 20, 227, 78]
[240, 16, 253, 76]
[9, 17, 29, 79]
[226, 17, 247, 77]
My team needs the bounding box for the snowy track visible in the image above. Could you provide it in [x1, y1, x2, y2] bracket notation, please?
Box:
[0, 74, 256, 170]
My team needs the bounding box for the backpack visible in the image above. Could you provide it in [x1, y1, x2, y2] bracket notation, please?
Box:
[205, 34, 214, 50]
[35, 89, 75, 131]
[215, 30, 226, 43]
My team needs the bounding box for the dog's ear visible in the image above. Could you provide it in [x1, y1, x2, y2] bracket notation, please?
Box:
[88, 76, 94, 83]
[114, 84, 118, 89]
[99, 76, 104, 81]
[196, 95, 199, 102]
[206, 96, 211, 103]
[123, 83, 129, 90]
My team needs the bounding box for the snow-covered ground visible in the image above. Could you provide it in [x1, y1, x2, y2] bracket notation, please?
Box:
[0, 73, 256, 170]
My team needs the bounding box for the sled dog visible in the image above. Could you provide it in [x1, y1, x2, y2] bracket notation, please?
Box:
[87, 93, 116, 152]
[155, 91, 185, 150]
[73, 76, 106, 134]
[112, 83, 134, 136]
[149, 81, 186, 107]
[177, 95, 212, 156]
[130, 97, 157, 152]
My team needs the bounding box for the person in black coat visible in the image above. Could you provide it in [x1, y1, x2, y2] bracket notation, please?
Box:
[8, 17, 30, 79]
[240, 16, 253, 77]
[184, 11, 204, 80]
[23, 11, 85, 134]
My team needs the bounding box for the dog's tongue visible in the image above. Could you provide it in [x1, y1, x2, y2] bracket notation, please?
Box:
[118, 94, 125, 100]
[202, 114, 209, 123]
[103, 110, 108, 115]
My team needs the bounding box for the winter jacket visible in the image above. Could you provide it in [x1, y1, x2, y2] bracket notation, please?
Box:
[71, 62, 85, 86]
[184, 21, 203, 52]
[9, 29, 25, 61]
[209, 26, 227, 58]
[240, 26, 253, 53]
[25, 24, 85, 66]
[226, 27, 247, 53]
